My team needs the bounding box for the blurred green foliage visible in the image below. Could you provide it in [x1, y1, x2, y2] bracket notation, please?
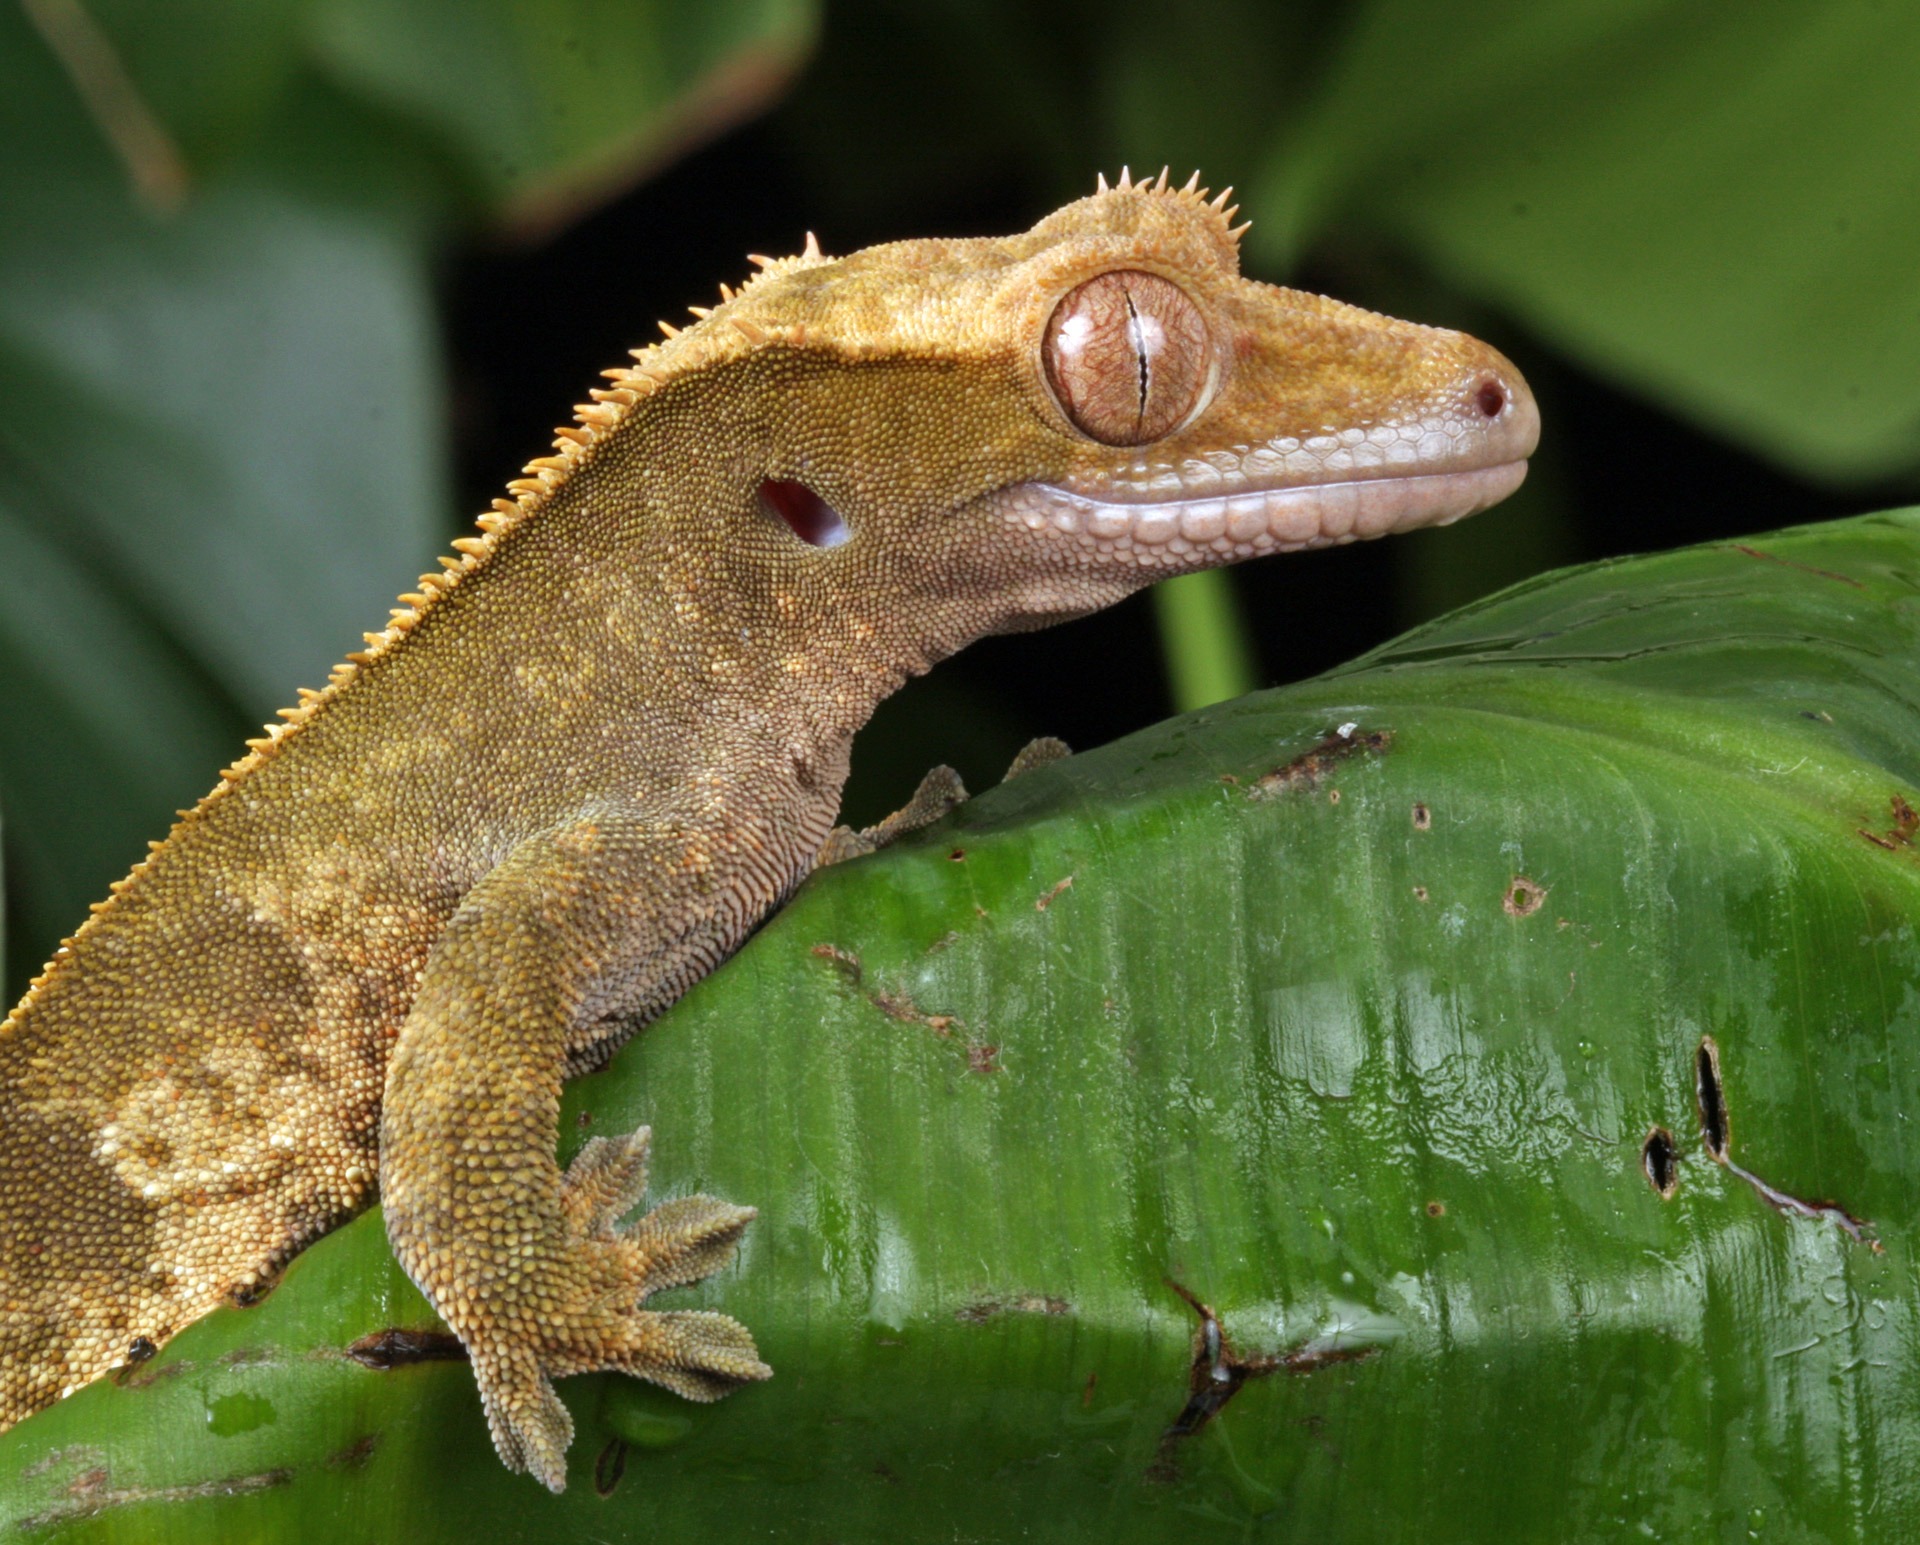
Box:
[2, 0, 1916, 994]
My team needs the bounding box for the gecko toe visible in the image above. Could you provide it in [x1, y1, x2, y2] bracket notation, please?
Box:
[559, 1125, 653, 1238]
[604, 1309, 771, 1399]
[623, 1194, 757, 1293]
[478, 1347, 575, 1492]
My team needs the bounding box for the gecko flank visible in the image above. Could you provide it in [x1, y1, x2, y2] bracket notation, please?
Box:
[0, 170, 1537, 1490]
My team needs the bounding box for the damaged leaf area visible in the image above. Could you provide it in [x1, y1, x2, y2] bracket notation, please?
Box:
[7, 513, 1920, 1539]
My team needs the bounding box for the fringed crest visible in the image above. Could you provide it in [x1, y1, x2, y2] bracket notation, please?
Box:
[10, 230, 841, 995]
[1092, 166, 1250, 249]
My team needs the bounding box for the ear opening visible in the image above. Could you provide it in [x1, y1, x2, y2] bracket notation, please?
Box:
[759, 479, 850, 549]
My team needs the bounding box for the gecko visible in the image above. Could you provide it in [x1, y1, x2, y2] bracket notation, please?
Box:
[0, 170, 1538, 1491]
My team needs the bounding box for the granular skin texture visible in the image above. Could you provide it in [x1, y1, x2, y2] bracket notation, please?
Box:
[0, 174, 1536, 1491]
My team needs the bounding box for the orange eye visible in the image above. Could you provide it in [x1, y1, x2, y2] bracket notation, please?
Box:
[1043, 270, 1210, 445]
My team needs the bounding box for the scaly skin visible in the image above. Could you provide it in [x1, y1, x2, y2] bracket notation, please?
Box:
[0, 172, 1538, 1490]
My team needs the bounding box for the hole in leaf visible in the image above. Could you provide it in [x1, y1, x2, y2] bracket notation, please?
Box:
[1696, 1037, 1728, 1160]
[594, 1438, 628, 1497]
[1642, 1127, 1679, 1198]
[760, 478, 850, 548]
[1503, 877, 1547, 917]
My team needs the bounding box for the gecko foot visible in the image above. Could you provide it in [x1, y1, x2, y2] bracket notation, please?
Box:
[1002, 736, 1071, 780]
[475, 1126, 770, 1492]
[819, 764, 969, 864]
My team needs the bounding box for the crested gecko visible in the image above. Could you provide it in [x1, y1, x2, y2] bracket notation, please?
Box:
[0, 171, 1538, 1490]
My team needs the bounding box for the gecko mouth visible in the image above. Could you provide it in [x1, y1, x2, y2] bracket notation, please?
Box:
[995, 460, 1528, 566]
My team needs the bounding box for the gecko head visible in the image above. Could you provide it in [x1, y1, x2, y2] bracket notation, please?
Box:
[667, 170, 1536, 642]
[982, 174, 1541, 616]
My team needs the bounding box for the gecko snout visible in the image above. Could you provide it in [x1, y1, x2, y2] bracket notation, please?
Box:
[1457, 350, 1540, 471]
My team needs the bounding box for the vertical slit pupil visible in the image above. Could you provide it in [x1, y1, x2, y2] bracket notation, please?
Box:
[1124, 291, 1149, 433]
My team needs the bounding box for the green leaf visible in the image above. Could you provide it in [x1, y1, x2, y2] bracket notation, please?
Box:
[1255, 0, 1920, 481]
[6, 511, 1918, 1538]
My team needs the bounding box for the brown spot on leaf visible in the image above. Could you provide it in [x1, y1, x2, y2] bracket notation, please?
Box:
[1412, 803, 1432, 830]
[955, 1294, 1070, 1324]
[1642, 1127, 1679, 1198]
[1035, 875, 1075, 911]
[23, 1446, 106, 1482]
[1251, 728, 1392, 798]
[870, 990, 953, 1035]
[594, 1438, 627, 1497]
[18, 1466, 295, 1532]
[326, 1435, 380, 1469]
[822, 951, 995, 1070]
[1424, 1201, 1446, 1218]
[344, 1328, 468, 1369]
[810, 942, 864, 984]
[1858, 793, 1920, 852]
[1694, 1035, 1879, 1249]
[1695, 1037, 1728, 1159]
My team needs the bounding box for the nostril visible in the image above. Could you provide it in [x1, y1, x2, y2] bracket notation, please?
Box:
[1473, 378, 1507, 419]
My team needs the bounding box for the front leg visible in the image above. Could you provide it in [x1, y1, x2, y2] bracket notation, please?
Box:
[380, 813, 770, 1492]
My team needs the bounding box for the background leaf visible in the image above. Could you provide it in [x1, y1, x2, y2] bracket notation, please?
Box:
[309, 0, 817, 231]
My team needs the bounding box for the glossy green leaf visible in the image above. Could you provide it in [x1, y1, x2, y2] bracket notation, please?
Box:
[4, 510, 1917, 1539]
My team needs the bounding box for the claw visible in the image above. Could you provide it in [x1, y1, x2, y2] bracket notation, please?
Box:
[623, 1310, 772, 1399]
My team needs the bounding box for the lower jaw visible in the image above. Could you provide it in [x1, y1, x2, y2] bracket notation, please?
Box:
[998, 461, 1529, 566]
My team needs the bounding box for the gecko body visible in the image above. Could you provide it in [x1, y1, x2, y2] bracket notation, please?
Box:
[0, 173, 1537, 1489]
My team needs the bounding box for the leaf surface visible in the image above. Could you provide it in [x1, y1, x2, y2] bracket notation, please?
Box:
[5, 513, 1918, 1539]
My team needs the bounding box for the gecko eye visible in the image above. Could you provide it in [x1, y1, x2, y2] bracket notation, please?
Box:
[1043, 270, 1210, 446]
